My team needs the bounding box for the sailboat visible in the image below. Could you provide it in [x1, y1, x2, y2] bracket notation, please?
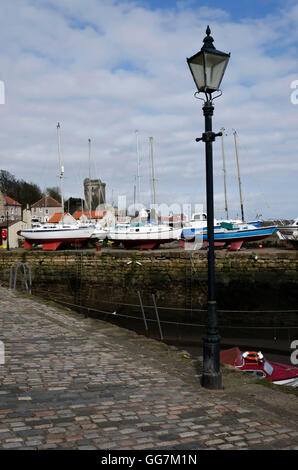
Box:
[108, 222, 182, 250]
[20, 123, 96, 250]
[85, 138, 109, 241]
[180, 129, 272, 250]
[199, 223, 277, 251]
[217, 128, 260, 226]
[276, 218, 298, 248]
[108, 133, 181, 249]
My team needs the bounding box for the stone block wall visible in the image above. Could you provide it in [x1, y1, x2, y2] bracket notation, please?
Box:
[0, 249, 297, 328]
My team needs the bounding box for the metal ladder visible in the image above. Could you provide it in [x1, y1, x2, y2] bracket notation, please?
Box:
[9, 261, 32, 294]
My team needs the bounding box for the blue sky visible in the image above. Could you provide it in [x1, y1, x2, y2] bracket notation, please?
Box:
[145, 0, 283, 18]
[0, 0, 298, 220]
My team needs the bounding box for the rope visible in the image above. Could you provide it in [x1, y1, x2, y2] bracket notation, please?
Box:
[33, 289, 298, 330]
[53, 295, 298, 314]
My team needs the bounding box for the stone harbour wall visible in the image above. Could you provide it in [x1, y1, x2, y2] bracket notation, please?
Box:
[0, 249, 297, 322]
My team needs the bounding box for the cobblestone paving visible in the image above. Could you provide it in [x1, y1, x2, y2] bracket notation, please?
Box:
[0, 287, 297, 450]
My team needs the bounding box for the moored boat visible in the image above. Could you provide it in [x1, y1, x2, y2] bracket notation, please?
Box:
[277, 219, 298, 248]
[108, 222, 182, 250]
[220, 347, 298, 387]
[90, 224, 109, 241]
[181, 223, 277, 251]
[20, 222, 96, 250]
[20, 123, 98, 250]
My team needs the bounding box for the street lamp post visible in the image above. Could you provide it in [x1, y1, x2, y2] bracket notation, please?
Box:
[187, 26, 230, 389]
[6, 206, 10, 251]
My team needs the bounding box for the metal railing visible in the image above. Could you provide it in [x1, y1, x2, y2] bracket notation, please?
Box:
[9, 262, 32, 294]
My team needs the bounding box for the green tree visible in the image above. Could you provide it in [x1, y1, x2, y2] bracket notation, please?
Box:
[0, 169, 43, 207]
[0, 170, 17, 196]
[45, 186, 61, 203]
[65, 197, 83, 214]
[18, 181, 43, 206]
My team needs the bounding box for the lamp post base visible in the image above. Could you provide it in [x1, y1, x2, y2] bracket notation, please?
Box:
[201, 372, 222, 390]
[201, 329, 223, 390]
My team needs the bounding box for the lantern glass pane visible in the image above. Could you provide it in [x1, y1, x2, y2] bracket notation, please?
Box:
[204, 52, 229, 91]
[188, 53, 205, 91]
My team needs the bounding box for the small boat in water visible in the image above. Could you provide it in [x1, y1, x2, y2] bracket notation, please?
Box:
[181, 222, 277, 251]
[108, 222, 182, 250]
[220, 347, 298, 387]
[276, 219, 298, 248]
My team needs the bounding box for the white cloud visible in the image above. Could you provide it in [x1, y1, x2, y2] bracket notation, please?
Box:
[0, 0, 297, 219]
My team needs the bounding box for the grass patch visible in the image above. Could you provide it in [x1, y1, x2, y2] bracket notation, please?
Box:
[256, 378, 298, 396]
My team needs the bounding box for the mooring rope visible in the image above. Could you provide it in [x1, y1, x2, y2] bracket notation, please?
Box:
[33, 289, 298, 330]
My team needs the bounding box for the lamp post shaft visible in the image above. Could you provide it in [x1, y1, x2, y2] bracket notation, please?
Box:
[6, 210, 9, 251]
[201, 100, 222, 390]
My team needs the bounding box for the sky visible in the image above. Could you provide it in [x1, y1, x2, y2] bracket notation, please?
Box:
[0, 0, 298, 220]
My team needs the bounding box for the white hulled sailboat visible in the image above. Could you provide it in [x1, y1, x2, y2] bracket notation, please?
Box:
[20, 123, 95, 250]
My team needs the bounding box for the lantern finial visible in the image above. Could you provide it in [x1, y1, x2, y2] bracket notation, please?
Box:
[202, 25, 215, 51]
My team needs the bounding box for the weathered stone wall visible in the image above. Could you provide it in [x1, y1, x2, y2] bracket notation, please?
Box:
[0, 249, 297, 328]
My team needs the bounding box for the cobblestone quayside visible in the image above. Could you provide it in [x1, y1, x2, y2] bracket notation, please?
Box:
[0, 287, 297, 450]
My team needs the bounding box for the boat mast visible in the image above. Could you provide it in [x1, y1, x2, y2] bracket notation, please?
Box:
[88, 138, 92, 220]
[44, 190, 47, 223]
[220, 127, 229, 220]
[233, 130, 245, 222]
[135, 130, 141, 207]
[57, 123, 64, 223]
[149, 136, 157, 214]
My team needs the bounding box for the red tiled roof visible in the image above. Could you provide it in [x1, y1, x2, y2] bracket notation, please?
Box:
[158, 215, 186, 221]
[73, 210, 106, 220]
[31, 196, 62, 208]
[5, 196, 22, 206]
[48, 213, 64, 223]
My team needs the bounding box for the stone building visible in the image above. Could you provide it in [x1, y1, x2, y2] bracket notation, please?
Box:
[0, 191, 22, 222]
[30, 195, 62, 223]
[84, 178, 106, 211]
[0, 220, 26, 249]
[73, 209, 105, 224]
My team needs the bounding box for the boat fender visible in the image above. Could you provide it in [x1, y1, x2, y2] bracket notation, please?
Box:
[243, 351, 264, 362]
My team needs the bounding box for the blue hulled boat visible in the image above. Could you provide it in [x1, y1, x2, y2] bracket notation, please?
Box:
[181, 223, 277, 251]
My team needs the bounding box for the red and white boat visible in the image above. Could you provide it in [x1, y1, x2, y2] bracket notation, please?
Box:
[20, 222, 96, 250]
[277, 218, 298, 249]
[108, 222, 182, 250]
[19, 122, 98, 250]
[220, 347, 298, 387]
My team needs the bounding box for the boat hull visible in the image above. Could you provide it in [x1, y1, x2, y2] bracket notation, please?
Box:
[181, 226, 277, 251]
[20, 226, 95, 250]
[220, 347, 298, 386]
[277, 229, 298, 249]
[108, 227, 182, 250]
[111, 237, 178, 250]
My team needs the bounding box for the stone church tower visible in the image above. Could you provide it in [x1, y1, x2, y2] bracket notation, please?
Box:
[84, 178, 106, 211]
